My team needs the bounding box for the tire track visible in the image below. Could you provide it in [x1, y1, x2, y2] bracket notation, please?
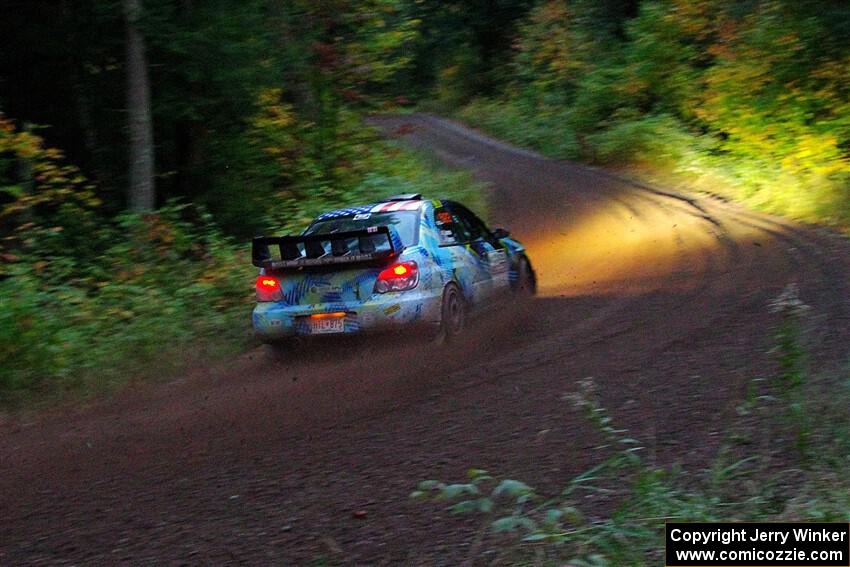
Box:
[2, 114, 848, 566]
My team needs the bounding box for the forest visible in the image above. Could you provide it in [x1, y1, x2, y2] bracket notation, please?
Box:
[1, 0, 848, 400]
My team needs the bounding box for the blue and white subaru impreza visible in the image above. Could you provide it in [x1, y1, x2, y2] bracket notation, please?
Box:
[251, 194, 535, 342]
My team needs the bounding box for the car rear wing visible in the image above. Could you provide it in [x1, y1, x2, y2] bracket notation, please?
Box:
[251, 226, 403, 269]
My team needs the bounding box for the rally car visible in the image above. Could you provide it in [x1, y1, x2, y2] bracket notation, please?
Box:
[251, 194, 535, 342]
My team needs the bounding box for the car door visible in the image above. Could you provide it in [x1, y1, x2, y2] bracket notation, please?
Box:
[453, 204, 511, 298]
[431, 201, 491, 307]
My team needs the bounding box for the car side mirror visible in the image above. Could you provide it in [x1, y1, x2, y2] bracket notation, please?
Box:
[492, 227, 510, 240]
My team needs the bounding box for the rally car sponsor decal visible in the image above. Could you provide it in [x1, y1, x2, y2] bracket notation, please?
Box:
[383, 303, 401, 315]
[369, 200, 424, 213]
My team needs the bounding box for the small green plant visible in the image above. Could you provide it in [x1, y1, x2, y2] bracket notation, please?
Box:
[412, 379, 686, 564]
[769, 283, 812, 462]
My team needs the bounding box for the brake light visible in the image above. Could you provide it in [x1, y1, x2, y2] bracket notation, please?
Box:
[375, 261, 419, 293]
[256, 274, 282, 301]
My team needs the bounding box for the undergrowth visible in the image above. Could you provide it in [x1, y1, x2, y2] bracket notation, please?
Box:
[413, 284, 850, 565]
[454, 99, 850, 232]
[0, 126, 487, 407]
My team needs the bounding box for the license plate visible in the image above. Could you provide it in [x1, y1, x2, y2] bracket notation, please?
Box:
[308, 316, 345, 334]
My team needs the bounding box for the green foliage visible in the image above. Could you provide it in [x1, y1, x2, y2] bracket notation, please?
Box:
[0, 115, 100, 226]
[0, 0, 495, 405]
[451, 0, 850, 231]
[0, 132, 486, 404]
[767, 284, 812, 457]
[586, 114, 705, 168]
[513, 1, 583, 105]
[3, 0, 847, 230]
[0, 202, 253, 403]
[139, 0, 423, 236]
[408, 1, 536, 107]
[431, 49, 483, 110]
[1, 0, 426, 233]
[4, 0, 845, 408]
[263, 125, 489, 235]
[457, 99, 580, 160]
[359, 140, 489, 219]
[622, 1, 705, 120]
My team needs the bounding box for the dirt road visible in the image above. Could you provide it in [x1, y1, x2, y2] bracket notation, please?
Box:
[2, 114, 848, 565]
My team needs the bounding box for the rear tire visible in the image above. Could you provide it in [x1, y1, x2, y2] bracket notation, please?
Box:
[514, 257, 536, 296]
[434, 283, 465, 344]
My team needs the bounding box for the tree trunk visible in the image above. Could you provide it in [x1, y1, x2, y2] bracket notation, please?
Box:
[124, 0, 155, 211]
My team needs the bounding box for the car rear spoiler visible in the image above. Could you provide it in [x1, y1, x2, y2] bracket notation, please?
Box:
[251, 226, 403, 269]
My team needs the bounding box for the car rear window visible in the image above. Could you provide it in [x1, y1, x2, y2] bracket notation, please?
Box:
[305, 211, 419, 247]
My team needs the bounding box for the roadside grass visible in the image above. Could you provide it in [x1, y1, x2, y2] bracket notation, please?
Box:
[0, 129, 488, 409]
[452, 99, 850, 233]
[412, 285, 850, 565]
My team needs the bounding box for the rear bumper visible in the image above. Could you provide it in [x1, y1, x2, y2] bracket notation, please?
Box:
[252, 289, 442, 340]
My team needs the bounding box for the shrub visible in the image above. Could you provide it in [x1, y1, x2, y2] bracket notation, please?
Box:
[586, 114, 702, 168]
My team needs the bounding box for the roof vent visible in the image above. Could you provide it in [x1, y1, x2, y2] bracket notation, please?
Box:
[386, 193, 422, 201]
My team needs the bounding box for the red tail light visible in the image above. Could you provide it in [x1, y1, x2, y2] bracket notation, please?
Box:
[375, 261, 419, 293]
[256, 274, 282, 301]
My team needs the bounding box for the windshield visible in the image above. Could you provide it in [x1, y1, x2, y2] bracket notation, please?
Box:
[305, 211, 419, 247]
